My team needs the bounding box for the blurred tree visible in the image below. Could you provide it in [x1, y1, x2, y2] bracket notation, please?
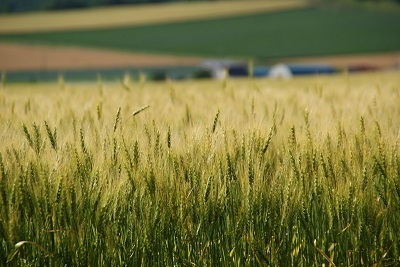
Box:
[0, 0, 11, 12]
[50, 0, 90, 10]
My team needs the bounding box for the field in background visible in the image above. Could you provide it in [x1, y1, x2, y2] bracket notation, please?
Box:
[0, 42, 202, 72]
[0, 0, 308, 34]
[1, 0, 399, 78]
[0, 71, 399, 265]
[1, 6, 400, 60]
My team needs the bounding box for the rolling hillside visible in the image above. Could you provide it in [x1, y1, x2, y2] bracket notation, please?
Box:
[0, 0, 308, 34]
[1, 5, 399, 59]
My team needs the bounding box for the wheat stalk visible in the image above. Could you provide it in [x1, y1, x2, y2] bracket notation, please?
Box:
[132, 105, 150, 117]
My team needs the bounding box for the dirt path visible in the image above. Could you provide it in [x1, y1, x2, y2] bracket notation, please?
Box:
[0, 43, 202, 71]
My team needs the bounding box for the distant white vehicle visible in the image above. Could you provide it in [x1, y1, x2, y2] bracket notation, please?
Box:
[200, 59, 241, 80]
[269, 64, 292, 79]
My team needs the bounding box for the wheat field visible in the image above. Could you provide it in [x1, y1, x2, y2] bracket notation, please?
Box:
[0, 71, 399, 266]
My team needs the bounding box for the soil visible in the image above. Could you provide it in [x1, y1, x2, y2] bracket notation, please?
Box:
[0, 42, 202, 72]
[1, 42, 399, 72]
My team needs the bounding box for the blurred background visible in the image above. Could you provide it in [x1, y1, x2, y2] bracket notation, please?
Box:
[0, 0, 399, 82]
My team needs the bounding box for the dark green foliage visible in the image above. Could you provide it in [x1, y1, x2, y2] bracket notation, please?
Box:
[192, 69, 213, 79]
[151, 70, 167, 81]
